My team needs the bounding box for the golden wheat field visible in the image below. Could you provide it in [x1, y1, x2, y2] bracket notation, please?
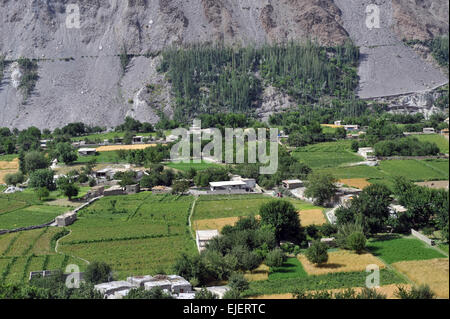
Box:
[298, 209, 326, 226]
[244, 264, 270, 282]
[298, 250, 385, 276]
[248, 284, 411, 299]
[193, 217, 241, 232]
[392, 258, 449, 299]
[339, 178, 371, 190]
[95, 144, 159, 152]
[0, 158, 19, 170]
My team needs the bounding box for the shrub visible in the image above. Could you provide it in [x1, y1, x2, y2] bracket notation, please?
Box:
[84, 261, 113, 284]
[346, 231, 367, 253]
[228, 273, 249, 292]
[305, 241, 328, 266]
[395, 285, 435, 299]
[265, 248, 286, 268]
[4, 172, 24, 186]
[336, 222, 364, 249]
[195, 288, 217, 299]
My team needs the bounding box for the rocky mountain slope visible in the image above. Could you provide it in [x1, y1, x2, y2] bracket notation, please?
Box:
[0, 0, 448, 129]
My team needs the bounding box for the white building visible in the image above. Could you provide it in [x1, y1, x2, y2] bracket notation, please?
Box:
[196, 230, 219, 252]
[423, 127, 435, 134]
[358, 147, 376, 160]
[344, 125, 360, 131]
[78, 148, 97, 156]
[209, 181, 247, 191]
[94, 281, 134, 298]
[282, 179, 304, 189]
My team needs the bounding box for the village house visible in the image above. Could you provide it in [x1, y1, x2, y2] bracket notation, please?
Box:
[357, 147, 376, 160]
[77, 148, 97, 156]
[132, 136, 144, 144]
[282, 179, 304, 189]
[103, 185, 126, 196]
[344, 125, 360, 131]
[209, 181, 248, 192]
[196, 230, 219, 252]
[423, 127, 435, 134]
[151, 186, 172, 194]
[55, 211, 77, 227]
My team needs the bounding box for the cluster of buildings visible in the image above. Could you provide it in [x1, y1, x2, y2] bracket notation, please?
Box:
[93, 274, 229, 299]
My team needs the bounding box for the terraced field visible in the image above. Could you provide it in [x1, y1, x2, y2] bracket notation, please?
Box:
[292, 140, 363, 169]
[0, 227, 83, 284]
[58, 193, 197, 279]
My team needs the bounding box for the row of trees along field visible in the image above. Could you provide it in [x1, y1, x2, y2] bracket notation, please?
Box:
[158, 41, 359, 122]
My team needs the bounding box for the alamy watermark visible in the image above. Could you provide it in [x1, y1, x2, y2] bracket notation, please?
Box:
[365, 4, 381, 30]
[170, 119, 279, 174]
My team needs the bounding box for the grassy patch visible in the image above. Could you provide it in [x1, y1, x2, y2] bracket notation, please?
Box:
[414, 134, 449, 154]
[366, 235, 446, 264]
[292, 140, 363, 169]
[0, 205, 69, 230]
[58, 193, 197, 278]
[268, 257, 308, 280]
[74, 151, 126, 164]
[242, 269, 405, 297]
[165, 160, 221, 172]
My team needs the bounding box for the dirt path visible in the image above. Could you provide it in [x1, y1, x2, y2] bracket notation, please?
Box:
[55, 229, 90, 266]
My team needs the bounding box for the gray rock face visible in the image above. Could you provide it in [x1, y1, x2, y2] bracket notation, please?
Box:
[334, 0, 448, 99]
[0, 0, 448, 129]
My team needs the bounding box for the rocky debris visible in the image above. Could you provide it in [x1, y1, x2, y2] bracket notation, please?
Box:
[391, 0, 449, 41]
[256, 85, 297, 122]
[0, 0, 448, 129]
[371, 87, 447, 119]
[334, 0, 448, 99]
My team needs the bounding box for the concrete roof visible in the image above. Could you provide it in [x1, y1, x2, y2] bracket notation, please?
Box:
[209, 181, 247, 187]
[78, 148, 97, 152]
[282, 179, 303, 184]
[196, 230, 219, 241]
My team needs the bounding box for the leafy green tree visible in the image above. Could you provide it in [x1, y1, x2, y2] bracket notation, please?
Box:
[228, 273, 249, 292]
[4, 172, 24, 186]
[35, 187, 50, 201]
[56, 176, 79, 200]
[29, 169, 55, 191]
[346, 231, 366, 254]
[265, 248, 286, 268]
[259, 200, 301, 243]
[124, 287, 174, 299]
[305, 241, 328, 266]
[305, 172, 337, 206]
[171, 180, 190, 194]
[194, 288, 217, 299]
[22, 151, 49, 174]
[84, 262, 113, 284]
[53, 142, 77, 164]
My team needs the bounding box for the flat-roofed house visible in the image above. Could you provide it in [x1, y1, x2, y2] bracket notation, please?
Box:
[132, 136, 144, 144]
[127, 275, 154, 288]
[196, 230, 219, 252]
[423, 127, 435, 134]
[55, 211, 77, 227]
[344, 125, 360, 131]
[94, 281, 134, 298]
[282, 179, 304, 189]
[78, 148, 97, 156]
[209, 181, 247, 191]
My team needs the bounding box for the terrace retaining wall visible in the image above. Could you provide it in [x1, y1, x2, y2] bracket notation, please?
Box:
[0, 196, 103, 235]
[411, 229, 435, 246]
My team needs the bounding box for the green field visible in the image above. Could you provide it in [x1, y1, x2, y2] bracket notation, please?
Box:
[165, 161, 221, 172]
[242, 269, 405, 297]
[193, 195, 322, 221]
[0, 205, 70, 230]
[415, 134, 449, 154]
[366, 235, 446, 264]
[317, 159, 449, 188]
[70, 132, 156, 142]
[292, 140, 363, 169]
[58, 193, 197, 278]
[378, 159, 449, 181]
[0, 227, 85, 284]
[74, 151, 127, 164]
[268, 257, 308, 280]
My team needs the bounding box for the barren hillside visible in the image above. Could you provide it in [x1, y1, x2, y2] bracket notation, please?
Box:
[0, 0, 448, 129]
